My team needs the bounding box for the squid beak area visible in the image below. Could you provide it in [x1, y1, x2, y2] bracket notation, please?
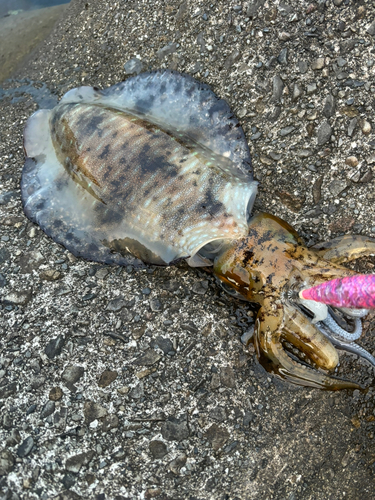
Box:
[254, 308, 363, 391]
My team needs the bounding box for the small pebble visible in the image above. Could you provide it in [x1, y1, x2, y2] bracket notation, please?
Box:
[348, 118, 358, 137]
[279, 31, 291, 41]
[0, 450, 15, 475]
[49, 387, 63, 401]
[317, 121, 332, 145]
[345, 156, 359, 167]
[40, 401, 55, 419]
[298, 60, 308, 73]
[278, 48, 288, 65]
[124, 57, 143, 75]
[17, 437, 34, 458]
[306, 83, 317, 94]
[311, 58, 324, 70]
[279, 126, 295, 137]
[62, 365, 84, 384]
[362, 120, 371, 135]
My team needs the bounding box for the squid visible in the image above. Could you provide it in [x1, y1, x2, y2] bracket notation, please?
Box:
[214, 214, 375, 389]
[20, 70, 375, 390]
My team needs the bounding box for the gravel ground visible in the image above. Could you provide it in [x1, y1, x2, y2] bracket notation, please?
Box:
[1, 1, 375, 499]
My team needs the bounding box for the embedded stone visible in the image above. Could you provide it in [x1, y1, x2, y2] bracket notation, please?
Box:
[106, 297, 126, 312]
[0, 449, 15, 475]
[45, 335, 65, 359]
[17, 437, 34, 458]
[49, 387, 63, 401]
[168, 454, 187, 475]
[65, 451, 94, 473]
[323, 94, 335, 118]
[40, 401, 55, 419]
[317, 121, 332, 145]
[98, 370, 118, 388]
[157, 43, 177, 59]
[329, 179, 347, 196]
[362, 120, 371, 135]
[312, 58, 324, 70]
[149, 440, 168, 459]
[345, 156, 359, 167]
[3, 290, 32, 306]
[220, 367, 236, 388]
[40, 269, 62, 281]
[161, 417, 189, 441]
[133, 350, 162, 366]
[205, 424, 230, 451]
[84, 401, 108, 424]
[62, 365, 84, 384]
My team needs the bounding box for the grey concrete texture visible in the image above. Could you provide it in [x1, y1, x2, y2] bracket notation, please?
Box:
[0, 0, 375, 499]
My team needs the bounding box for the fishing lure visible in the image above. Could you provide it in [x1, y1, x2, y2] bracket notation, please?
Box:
[21, 70, 375, 390]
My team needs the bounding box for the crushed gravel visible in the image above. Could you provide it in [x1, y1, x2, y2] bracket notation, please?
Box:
[1, 0, 375, 499]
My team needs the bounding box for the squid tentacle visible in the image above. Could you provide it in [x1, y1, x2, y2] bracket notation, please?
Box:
[320, 311, 362, 342]
[316, 314, 375, 368]
[308, 234, 375, 370]
[332, 340, 375, 368]
[340, 307, 369, 318]
[282, 307, 338, 371]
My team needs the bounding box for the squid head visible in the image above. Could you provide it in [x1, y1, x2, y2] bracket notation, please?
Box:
[213, 213, 375, 390]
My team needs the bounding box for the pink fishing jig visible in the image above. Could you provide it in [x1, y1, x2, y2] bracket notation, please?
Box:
[300, 274, 375, 309]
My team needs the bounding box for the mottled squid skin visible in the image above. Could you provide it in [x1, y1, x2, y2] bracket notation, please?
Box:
[48, 102, 251, 264]
[213, 214, 374, 390]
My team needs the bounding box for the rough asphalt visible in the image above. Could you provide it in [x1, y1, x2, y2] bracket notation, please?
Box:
[0, 1, 375, 499]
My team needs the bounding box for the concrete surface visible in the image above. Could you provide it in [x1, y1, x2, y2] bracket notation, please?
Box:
[0, 1, 375, 499]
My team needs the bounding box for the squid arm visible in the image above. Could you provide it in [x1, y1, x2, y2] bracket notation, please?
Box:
[311, 234, 375, 264]
[254, 300, 362, 390]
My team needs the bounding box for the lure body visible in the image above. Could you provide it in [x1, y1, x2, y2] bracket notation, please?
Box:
[301, 274, 375, 309]
[21, 70, 375, 390]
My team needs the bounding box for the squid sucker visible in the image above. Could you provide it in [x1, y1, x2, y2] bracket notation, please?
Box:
[21, 70, 375, 391]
